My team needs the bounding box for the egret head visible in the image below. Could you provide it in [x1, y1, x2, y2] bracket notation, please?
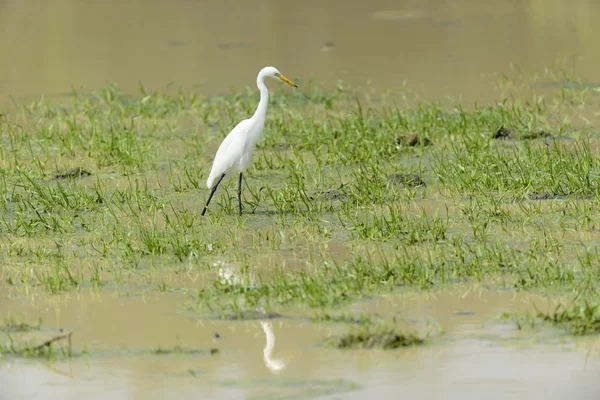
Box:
[261, 66, 297, 88]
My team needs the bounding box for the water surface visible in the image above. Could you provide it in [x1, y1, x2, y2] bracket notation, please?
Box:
[2, 287, 599, 399]
[1, 0, 599, 105]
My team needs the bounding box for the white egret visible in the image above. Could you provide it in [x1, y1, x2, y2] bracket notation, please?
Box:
[202, 66, 297, 216]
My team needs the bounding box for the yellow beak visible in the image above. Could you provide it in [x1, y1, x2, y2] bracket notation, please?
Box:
[278, 74, 298, 88]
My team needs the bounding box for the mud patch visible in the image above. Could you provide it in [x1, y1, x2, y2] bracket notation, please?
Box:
[388, 173, 426, 187]
[528, 192, 570, 200]
[53, 167, 92, 179]
[522, 130, 553, 140]
[492, 126, 553, 141]
[491, 126, 516, 140]
[310, 188, 347, 201]
[396, 133, 432, 147]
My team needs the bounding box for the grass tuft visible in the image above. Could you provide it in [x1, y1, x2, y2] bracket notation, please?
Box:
[328, 322, 426, 349]
[538, 302, 600, 335]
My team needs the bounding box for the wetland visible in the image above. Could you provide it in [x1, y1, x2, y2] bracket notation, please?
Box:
[1, 66, 600, 399]
[1, 0, 600, 399]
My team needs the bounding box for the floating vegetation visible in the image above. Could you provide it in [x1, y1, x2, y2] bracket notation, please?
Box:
[328, 323, 426, 349]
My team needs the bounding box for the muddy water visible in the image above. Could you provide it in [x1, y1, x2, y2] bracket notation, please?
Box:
[2, 1, 600, 398]
[1, 287, 599, 399]
[1, 0, 600, 106]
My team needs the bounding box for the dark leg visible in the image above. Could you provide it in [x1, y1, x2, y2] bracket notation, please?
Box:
[238, 172, 243, 216]
[202, 174, 226, 216]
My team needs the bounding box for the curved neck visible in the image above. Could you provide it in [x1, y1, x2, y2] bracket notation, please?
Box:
[251, 74, 269, 123]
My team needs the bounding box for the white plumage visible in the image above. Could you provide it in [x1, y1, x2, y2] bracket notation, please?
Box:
[206, 119, 253, 188]
[202, 66, 297, 216]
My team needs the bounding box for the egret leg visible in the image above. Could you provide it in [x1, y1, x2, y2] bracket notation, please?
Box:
[201, 173, 226, 216]
[238, 172, 243, 216]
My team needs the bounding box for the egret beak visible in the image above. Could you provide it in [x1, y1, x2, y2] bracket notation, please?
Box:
[276, 73, 298, 88]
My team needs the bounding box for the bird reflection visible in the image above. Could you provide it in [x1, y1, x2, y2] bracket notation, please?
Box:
[260, 321, 286, 374]
[213, 263, 286, 374]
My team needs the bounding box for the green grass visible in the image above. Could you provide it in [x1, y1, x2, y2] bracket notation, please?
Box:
[327, 322, 426, 349]
[0, 324, 72, 360]
[1, 65, 599, 345]
[312, 312, 374, 325]
[0, 335, 61, 359]
[538, 302, 600, 335]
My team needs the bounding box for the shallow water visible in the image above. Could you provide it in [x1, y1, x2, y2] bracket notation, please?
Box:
[1, 0, 600, 105]
[1, 287, 599, 399]
[2, 1, 600, 398]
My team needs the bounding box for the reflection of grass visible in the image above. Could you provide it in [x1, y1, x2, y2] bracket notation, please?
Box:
[0, 66, 599, 342]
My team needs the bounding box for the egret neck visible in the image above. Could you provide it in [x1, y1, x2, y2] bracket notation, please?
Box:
[248, 69, 270, 147]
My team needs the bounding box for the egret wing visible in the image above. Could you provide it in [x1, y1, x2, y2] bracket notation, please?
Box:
[206, 119, 251, 188]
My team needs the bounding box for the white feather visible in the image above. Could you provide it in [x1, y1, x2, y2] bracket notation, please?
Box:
[206, 119, 252, 188]
[202, 66, 297, 215]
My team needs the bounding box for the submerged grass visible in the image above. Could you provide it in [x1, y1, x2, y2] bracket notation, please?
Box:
[0, 335, 67, 359]
[0, 65, 599, 340]
[1, 316, 42, 333]
[0, 326, 73, 360]
[538, 302, 600, 335]
[327, 322, 426, 349]
[151, 345, 209, 356]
